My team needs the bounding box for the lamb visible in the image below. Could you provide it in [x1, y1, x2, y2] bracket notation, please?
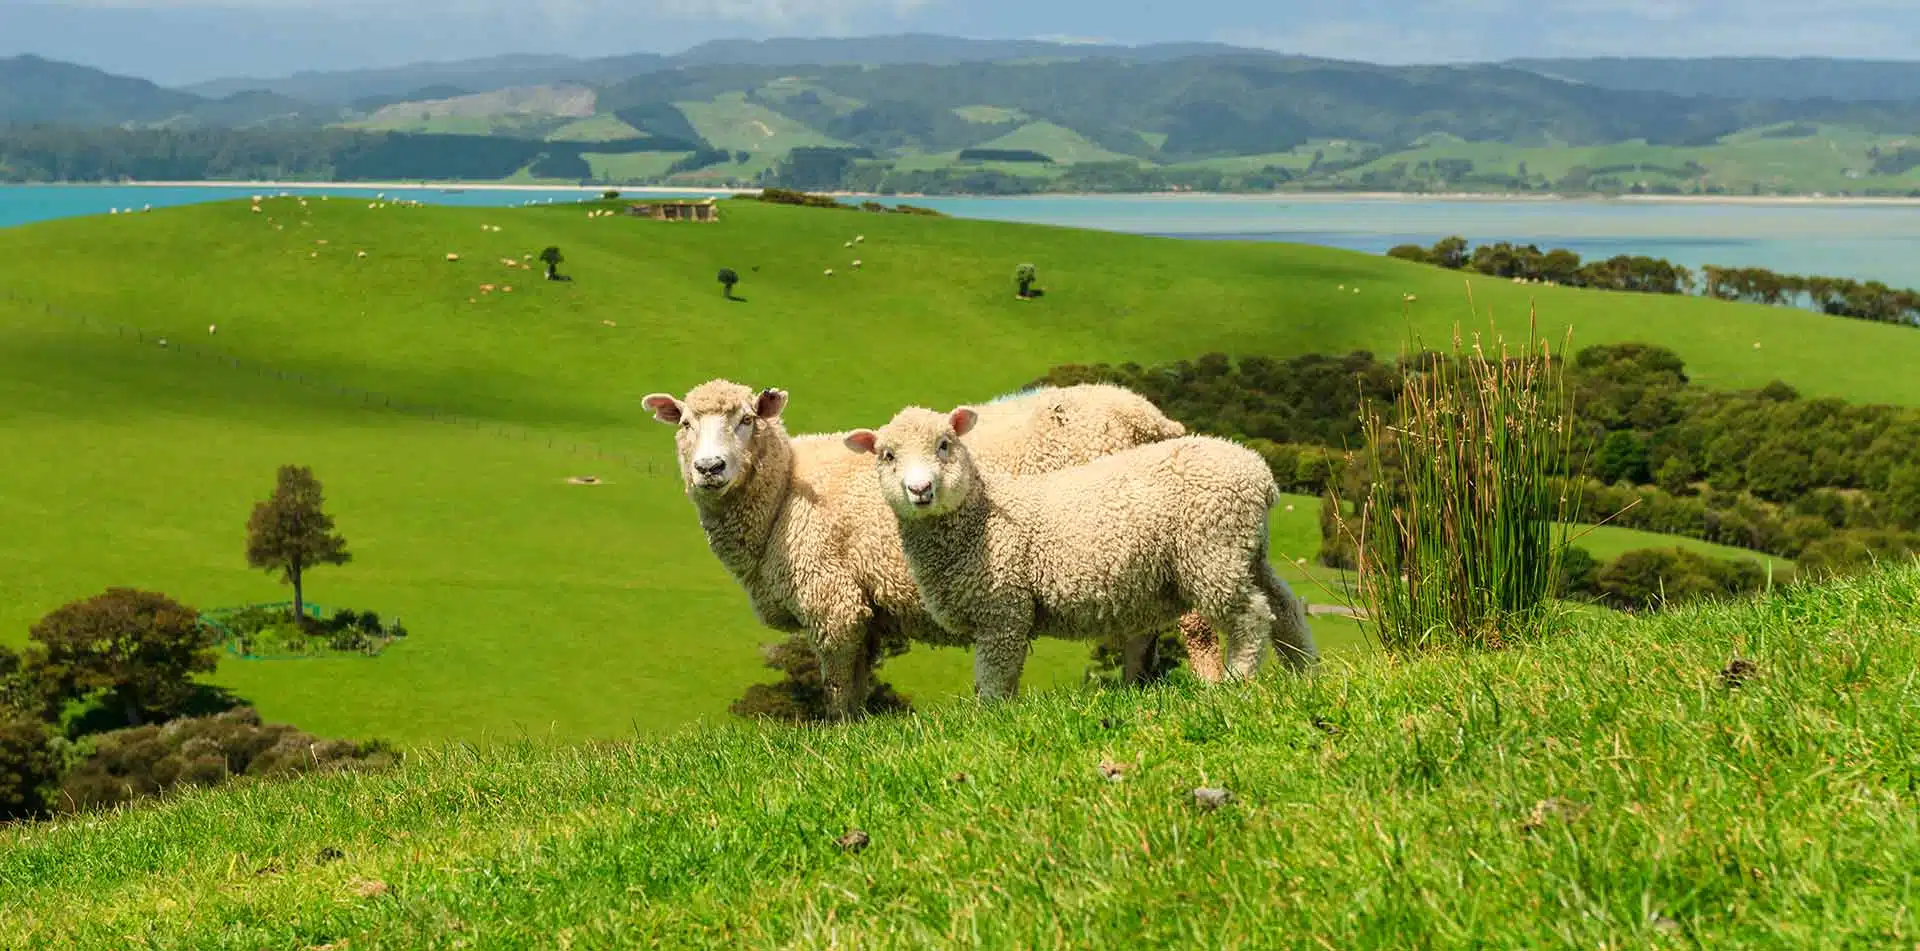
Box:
[846, 406, 1317, 701]
[640, 379, 1222, 719]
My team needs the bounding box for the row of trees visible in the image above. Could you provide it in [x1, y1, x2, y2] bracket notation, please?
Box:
[1388, 236, 1920, 326]
[2, 465, 373, 821]
[1032, 343, 1920, 595]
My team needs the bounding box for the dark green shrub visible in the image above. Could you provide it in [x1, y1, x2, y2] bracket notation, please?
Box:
[56, 706, 396, 813]
[0, 711, 57, 821]
[729, 636, 910, 723]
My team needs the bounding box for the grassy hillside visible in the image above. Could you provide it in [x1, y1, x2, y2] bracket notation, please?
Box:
[6, 563, 1915, 947]
[3, 197, 1914, 747]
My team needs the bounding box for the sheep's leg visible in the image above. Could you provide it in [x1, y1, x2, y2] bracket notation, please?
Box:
[1258, 564, 1318, 672]
[1120, 632, 1161, 686]
[816, 631, 873, 722]
[973, 631, 1030, 702]
[1213, 588, 1274, 682]
[1177, 612, 1226, 684]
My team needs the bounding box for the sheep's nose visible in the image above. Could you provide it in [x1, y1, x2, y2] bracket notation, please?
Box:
[905, 479, 933, 497]
[693, 457, 727, 476]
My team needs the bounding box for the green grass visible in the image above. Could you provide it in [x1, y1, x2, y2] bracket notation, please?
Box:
[544, 115, 643, 143]
[675, 92, 849, 154]
[1576, 523, 1796, 570]
[970, 122, 1144, 165]
[1340, 125, 1920, 193]
[952, 104, 1029, 124]
[6, 562, 1917, 947]
[4, 197, 1917, 746]
[582, 150, 690, 181]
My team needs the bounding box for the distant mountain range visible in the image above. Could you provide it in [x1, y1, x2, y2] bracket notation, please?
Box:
[4, 38, 1919, 195]
[179, 36, 1274, 106]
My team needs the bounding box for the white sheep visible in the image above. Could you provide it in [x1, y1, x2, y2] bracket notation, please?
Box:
[846, 407, 1317, 700]
[640, 380, 1221, 719]
[824, 268, 835, 276]
[852, 259, 863, 269]
[208, 324, 217, 335]
[855, 235, 865, 243]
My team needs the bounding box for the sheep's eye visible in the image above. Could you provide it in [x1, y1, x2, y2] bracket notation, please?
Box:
[937, 438, 950, 454]
[880, 449, 895, 463]
[679, 420, 692, 430]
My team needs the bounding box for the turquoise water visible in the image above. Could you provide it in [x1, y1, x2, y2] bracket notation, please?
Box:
[0, 184, 721, 228]
[5, 186, 1918, 287]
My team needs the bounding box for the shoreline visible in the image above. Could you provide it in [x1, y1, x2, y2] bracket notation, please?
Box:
[14, 181, 1920, 207]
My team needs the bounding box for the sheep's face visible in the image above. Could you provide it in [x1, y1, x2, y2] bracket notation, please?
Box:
[642, 380, 787, 497]
[846, 407, 979, 519]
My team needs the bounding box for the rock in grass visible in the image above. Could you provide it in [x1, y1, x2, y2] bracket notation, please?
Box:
[835, 829, 870, 853]
[1192, 787, 1235, 811]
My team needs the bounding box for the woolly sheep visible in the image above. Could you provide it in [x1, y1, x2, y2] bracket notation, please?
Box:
[640, 379, 1220, 719]
[847, 407, 1317, 701]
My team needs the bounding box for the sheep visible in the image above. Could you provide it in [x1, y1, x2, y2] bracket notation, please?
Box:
[208, 324, 217, 335]
[846, 407, 1317, 701]
[824, 268, 835, 276]
[640, 379, 1221, 720]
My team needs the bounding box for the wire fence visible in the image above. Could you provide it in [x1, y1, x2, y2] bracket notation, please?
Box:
[1, 288, 680, 480]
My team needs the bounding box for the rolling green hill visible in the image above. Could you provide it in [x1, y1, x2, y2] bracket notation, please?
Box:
[6, 562, 1917, 947]
[4, 197, 1914, 747]
[12, 47, 1920, 195]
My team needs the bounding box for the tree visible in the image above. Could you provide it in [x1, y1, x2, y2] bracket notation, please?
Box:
[25, 588, 218, 727]
[1014, 262, 1037, 298]
[1595, 430, 1652, 485]
[539, 246, 565, 281]
[0, 711, 57, 821]
[246, 464, 351, 624]
[1428, 235, 1470, 269]
[717, 267, 739, 299]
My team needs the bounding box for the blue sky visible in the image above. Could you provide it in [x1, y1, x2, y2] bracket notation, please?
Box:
[2, 0, 1917, 85]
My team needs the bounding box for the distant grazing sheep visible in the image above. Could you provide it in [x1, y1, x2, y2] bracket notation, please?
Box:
[847, 407, 1316, 700]
[639, 380, 1220, 719]
[824, 268, 835, 276]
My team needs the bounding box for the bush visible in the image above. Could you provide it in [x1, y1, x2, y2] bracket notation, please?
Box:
[26, 588, 218, 728]
[0, 711, 57, 821]
[755, 187, 849, 210]
[729, 636, 910, 722]
[601, 189, 620, 199]
[1334, 320, 1585, 652]
[1594, 547, 1774, 610]
[56, 706, 396, 813]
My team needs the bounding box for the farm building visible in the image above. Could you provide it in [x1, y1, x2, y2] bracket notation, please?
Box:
[628, 199, 720, 222]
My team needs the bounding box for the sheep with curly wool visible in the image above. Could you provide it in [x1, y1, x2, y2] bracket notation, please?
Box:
[641, 380, 1223, 719]
[846, 406, 1316, 701]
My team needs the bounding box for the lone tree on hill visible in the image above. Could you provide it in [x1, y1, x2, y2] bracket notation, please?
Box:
[718, 267, 739, 299]
[25, 588, 218, 727]
[539, 246, 565, 281]
[247, 464, 351, 625]
[1014, 262, 1038, 299]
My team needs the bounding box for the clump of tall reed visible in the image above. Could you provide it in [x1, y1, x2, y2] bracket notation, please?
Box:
[1333, 312, 1586, 652]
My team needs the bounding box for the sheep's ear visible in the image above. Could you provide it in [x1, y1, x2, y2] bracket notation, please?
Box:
[949, 407, 979, 437]
[844, 430, 879, 454]
[642, 393, 684, 425]
[755, 387, 788, 420]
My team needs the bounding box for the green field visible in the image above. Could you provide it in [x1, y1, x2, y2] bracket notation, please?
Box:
[5, 196, 1918, 748]
[675, 92, 849, 154]
[1342, 125, 1920, 192]
[971, 121, 1143, 165]
[545, 115, 644, 143]
[7, 562, 1916, 947]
